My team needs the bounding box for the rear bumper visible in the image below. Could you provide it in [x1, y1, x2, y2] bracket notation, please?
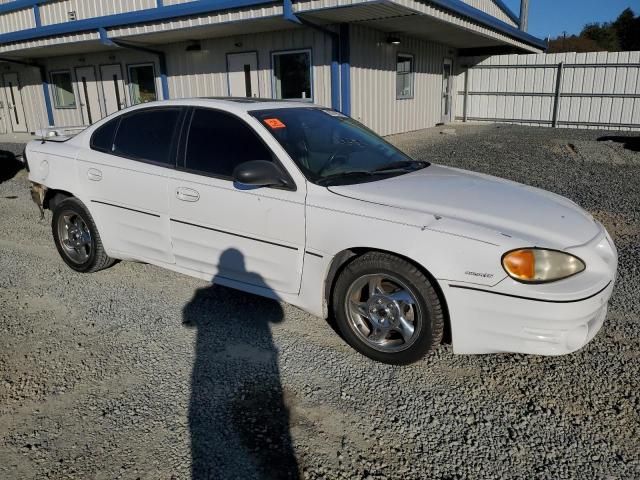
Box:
[444, 280, 614, 355]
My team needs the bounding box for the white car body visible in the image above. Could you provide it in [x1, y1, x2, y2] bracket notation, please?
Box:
[26, 98, 618, 356]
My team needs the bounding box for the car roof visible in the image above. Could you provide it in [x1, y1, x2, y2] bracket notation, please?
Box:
[123, 97, 320, 114]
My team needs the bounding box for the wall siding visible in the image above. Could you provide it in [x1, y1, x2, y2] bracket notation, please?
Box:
[459, 0, 517, 27]
[164, 28, 333, 107]
[39, 0, 156, 26]
[40, 49, 163, 128]
[350, 25, 455, 136]
[0, 64, 48, 134]
[457, 51, 640, 131]
[0, 7, 36, 33]
[162, 0, 198, 5]
[13, 27, 330, 129]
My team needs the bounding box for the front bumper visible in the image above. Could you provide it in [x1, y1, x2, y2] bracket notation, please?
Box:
[444, 280, 614, 355]
[444, 227, 617, 355]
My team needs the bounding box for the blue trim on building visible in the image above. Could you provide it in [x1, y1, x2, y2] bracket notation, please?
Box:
[156, 0, 164, 7]
[282, 2, 340, 110]
[0, 0, 545, 51]
[339, 23, 350, 116]
[0, 55, 54, 126]
[0, 0, 278, 44]
[490, 0, 520, 26]
[41, 81, 54, 126]
[430, 0, 545, 49]
[32, 4, 41, 27]
[282, 0, 301, 24]
[98, 27, 115, 46]
[0, 0, 53, 15]
[111, 39, 170, 100]
[330, 39, 340, 111]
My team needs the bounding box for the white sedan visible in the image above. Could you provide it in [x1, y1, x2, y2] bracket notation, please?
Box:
[26, 99, 618, 364]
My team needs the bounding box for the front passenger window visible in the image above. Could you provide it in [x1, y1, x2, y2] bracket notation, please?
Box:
[185, 108, 273, 178]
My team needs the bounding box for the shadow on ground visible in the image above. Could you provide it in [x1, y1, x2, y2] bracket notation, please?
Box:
[183, 248, 299, 480]
[0, 150, 22, 184]
[597, 135, 640, 152]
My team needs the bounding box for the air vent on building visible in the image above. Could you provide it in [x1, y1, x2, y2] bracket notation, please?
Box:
[68, 11, 77, 21]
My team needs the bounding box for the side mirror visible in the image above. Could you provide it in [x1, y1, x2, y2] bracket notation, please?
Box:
[232, 160, 292, 189]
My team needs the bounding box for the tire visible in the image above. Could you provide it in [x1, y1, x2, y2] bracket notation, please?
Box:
[51, 197, 115, 273]
[332, 252, 444, 365]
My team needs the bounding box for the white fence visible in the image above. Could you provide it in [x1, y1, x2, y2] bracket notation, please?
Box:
[456, 51, 640, 131]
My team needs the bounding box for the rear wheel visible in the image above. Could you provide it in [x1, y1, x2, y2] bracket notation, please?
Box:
[332, 252, 444, 365]
[52, 197, 115, 273]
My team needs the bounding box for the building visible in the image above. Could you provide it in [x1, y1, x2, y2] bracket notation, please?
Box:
[0, 0, 545, 137]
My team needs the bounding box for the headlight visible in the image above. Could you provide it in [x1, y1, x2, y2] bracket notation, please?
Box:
[502, 248, 585, 283]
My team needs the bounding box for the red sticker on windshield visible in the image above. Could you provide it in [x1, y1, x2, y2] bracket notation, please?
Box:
[263, 118, 286, 129]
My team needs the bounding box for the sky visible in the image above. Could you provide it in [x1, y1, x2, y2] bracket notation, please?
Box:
[502, 0, 640, 39]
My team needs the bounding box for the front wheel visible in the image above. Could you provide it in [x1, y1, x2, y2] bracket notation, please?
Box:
[332, 252, 444, 365]
[52, 197, 115, 273]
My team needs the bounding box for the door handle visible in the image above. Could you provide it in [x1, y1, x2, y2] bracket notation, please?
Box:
[176, 187, 200, 202]
[87, 168, 102, 181]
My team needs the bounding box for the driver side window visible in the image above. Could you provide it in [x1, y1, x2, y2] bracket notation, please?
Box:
[184, 108, 273, 178]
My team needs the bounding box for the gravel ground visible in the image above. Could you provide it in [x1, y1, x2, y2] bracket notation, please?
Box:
[0, 124, 638, 480]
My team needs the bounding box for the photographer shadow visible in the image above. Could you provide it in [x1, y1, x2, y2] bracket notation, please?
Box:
[182, 248, 299, 480]
[0, 150, 22, 184]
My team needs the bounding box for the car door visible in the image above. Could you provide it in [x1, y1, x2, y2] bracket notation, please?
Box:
[76, 107, 185, 264]
[168, 107, 306, 294]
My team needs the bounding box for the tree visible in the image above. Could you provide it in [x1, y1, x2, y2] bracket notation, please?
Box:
[547, 35, 601, 53]
[613, 8, 640, 50]
[581, 23, 620, 51]
[546, 8, 639, 53]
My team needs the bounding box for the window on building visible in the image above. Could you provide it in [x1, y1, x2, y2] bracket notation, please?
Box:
[90, 118, 120, 153]
[396, 54, 414, 99]
[128, 64, 157, 104]
[50, 71, 76, 108]
[113, 108, 181, 165]
[185, 108, 273, 178]
[272, 50, 312, 101]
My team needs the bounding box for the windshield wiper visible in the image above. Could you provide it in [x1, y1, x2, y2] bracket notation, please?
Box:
[372, 160, 428, 173]
[317, 171, 373, 186]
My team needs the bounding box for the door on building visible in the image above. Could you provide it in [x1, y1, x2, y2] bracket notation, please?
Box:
[75, 66, 102, 125]
[2, 73, 28, 133]
[100, 64, 126, 116]
[227, 52, 259, 98]
[441, 58, 453, 124]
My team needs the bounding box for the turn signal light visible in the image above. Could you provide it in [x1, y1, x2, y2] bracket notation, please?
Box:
[502, 248, 585, 283]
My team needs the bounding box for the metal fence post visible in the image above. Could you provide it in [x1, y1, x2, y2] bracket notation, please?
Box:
[552, 61, 564, 128]
[463, 66, 470, 122]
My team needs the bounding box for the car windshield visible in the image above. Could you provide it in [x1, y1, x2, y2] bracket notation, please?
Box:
[250, 108, 428, 186]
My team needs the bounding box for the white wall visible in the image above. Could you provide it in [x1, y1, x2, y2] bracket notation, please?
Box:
[164, 28, 333, 107]
[0, 7, 35, 33]
[459, 0, 518, 27]
[42, 50, 163, 128]
[457, 51, 640, 131]
[0, 64, 48, 134]
[350, 25, 456, 136]
[32, 27, 332, 128]
[39, 0, 156, 26]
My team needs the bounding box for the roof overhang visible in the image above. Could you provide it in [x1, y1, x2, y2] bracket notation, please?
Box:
[0, 0, 545, 57]
[294, 0, 545, 52]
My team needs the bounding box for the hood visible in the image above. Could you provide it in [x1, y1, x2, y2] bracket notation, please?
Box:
[328, 164, 600, 248]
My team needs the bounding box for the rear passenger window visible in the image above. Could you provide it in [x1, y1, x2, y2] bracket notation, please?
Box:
[90, 118, 119, 152]
[185, 108, 273, 178]
[113, 108, 181, 165]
